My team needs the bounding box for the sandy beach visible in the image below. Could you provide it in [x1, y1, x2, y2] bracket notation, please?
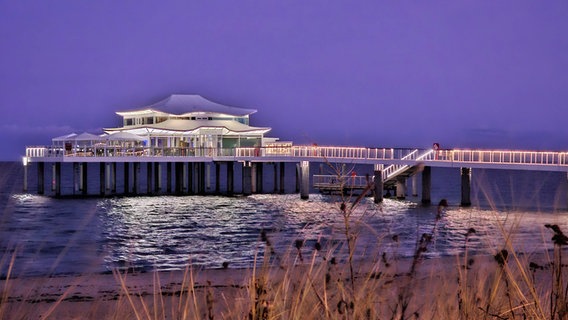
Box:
[0, 250, 560, 319]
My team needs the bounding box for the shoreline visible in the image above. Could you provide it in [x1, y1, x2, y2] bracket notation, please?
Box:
[0, 250, 562, 319]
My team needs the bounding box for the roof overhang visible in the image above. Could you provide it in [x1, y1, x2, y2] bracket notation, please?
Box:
[105, 126, 270, 136]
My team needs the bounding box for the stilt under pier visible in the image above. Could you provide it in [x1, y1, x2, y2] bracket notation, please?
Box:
[133, 162, 140, 194]
[37, 162, 44, 195]
[300, 161, 310, 200]
[242, 162, 252, 196]
[124, 162, 130, 194]
[421, 166, 431, 205]
[374, 167, 383, 204]
[461, 167, 472, 206]
[279, 162, 285, 194]
[396, 176, 406, 200]
[227, 162, 234, 195]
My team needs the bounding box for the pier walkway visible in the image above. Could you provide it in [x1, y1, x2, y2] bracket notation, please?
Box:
[23, 145, 568, 205]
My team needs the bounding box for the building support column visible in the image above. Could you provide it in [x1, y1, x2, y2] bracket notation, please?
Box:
[124, 162, 130, 195]
[175, 162, 183, 195]
[73, 163, 79, 194]
[251, 163, 257, 193]
[205, 163, 211, 192]
[53, 162, 61, 197]
[273, 163, 278, 194]
[227, 161, 234, 195]
[461, 167, 472, 207]
[256, 162, 263, 194]
[279, 162, 285, 194]
[154, 162, 161, 194]
[37, 162, 45, 195]
[396, 176, 406, 200]
[242, 162, 252, 196]
[146, 162, 153, 195]
[421, 166, 431, 205]
[300, 161, 310, 200]
[111, 162, 117, 194]
[411, 175, 418, 197]
[374, 169, 383, 204]
[295, 163, 300, 193]
[23, 159, 28, 192]
[133, 162, 139, 195]
[197, 163, 206, 195]
[187, 163, 194, 194]
[79, 162, 89, 196]
[99, 162, 106, 196]
[166, 162, 172, 194]
[215, 162, 221, 194]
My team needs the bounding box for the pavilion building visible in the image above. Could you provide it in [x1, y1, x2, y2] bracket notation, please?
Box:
[103, 94, 274, 155]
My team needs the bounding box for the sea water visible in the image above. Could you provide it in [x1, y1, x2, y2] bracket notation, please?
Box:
[1, 161, 567, 277]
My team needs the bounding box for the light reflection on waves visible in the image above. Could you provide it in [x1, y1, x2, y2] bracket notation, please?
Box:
[6, 193, 568, 276]
[99, 196, 285, 271]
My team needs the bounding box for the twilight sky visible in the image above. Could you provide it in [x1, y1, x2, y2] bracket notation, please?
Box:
[1, 1, 567, 160]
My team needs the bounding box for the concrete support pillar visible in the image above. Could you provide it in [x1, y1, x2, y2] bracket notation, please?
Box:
[421, 166, 432, 205]
[197, 163, 206, 195]
[295, 163, 300, 193]
[53, 162, 61, 197]
[166, 162, 172, 194]
[205, 163, 211, 192]
[99, 162, 106, 196]
[411, 175, 418, 197]
[251, 163, 257, 193]
[227, 162, 234, 195]
[187, 163, 194, 194]
[273, 163, 278, 194]
[182, 163, 188, 193]
[73, 163, 79, 194]
[37, 162, 45, 195]
[154, 162, 161, 193]
[146, 162, 153, 195]
[461, 167, 472, 206]
[215, 162, 221, 194]
[124, 162, 130, 194]
[300, 161, 310, 200]
[242, 162, 252, 196]
[396, 176, 406, 200]
[279, 162, 286, 194]
[23, 161, 28, 192]
[175, 162, 183, 194]
[133, 162, 140, 194]
[373, 169, 383, 204]
[111, 162, 117, 194]
[79, 162, 89, 196]
[253, 162, 264, 193]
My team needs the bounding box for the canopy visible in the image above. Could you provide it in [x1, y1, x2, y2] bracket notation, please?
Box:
[105, 131, 146, 141]
[52, 133, 78, 142]
[73, 132, 105, 142]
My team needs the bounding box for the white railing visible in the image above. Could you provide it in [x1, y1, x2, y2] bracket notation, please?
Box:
[428, 149, 568, 166]
[24, 145, 568, 169]
[381, 149, 434, 181]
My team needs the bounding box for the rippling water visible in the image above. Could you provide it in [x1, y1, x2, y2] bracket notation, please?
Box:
[1, 161, 568, 277]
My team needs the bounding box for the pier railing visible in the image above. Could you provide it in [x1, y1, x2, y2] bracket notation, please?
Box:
[24, 145, 568, 168]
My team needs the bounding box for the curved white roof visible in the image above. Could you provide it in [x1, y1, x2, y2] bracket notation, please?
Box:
[105, 119, 270, 135]
[117, 94, 257, 117]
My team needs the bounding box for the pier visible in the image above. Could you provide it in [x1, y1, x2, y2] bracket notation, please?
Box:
[23, 145, 568, 206]
[21, 94, 568, 206]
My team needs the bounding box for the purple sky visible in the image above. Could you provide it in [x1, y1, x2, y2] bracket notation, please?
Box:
[1, 1, 567, 160]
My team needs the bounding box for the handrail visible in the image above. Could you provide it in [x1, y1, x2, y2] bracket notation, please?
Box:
[24, 145, 568, 168]
[381, 149, 434, 181]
